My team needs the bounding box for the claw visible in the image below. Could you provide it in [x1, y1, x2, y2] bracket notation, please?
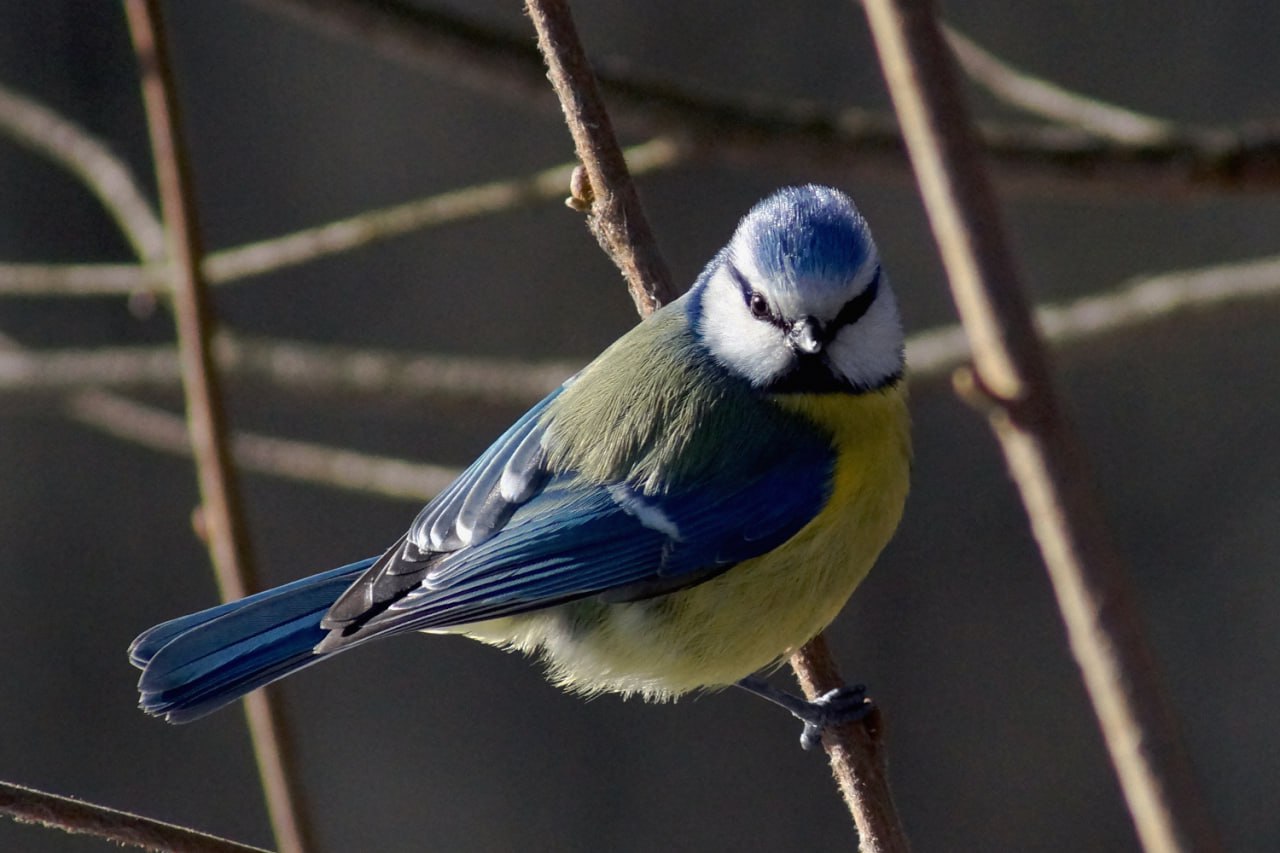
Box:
[736, 676, 873, 751]
[797, 685, 870, 750]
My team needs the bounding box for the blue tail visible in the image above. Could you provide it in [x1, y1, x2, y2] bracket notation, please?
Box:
[129, 558, 376, 723]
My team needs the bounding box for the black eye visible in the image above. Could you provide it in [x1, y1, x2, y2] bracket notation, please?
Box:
[748, 292, 771, 319]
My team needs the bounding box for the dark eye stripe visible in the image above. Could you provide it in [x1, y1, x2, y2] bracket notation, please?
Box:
[728, 262, 881, 341]
[728, 264, 760, 312]
[825, 266, 881, 340]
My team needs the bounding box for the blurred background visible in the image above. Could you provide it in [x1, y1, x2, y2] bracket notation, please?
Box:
[2, 1, 1278, 850]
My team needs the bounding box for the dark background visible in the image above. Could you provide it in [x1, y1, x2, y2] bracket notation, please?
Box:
[2, 2, 1278, 851]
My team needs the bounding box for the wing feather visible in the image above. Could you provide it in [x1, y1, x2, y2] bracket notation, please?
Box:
[318, 311, 837, 654]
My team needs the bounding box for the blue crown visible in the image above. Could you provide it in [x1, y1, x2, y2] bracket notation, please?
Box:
[734, 185, 876, 293]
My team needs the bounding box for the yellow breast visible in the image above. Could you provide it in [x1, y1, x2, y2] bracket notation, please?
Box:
[475, 384, 912, 699]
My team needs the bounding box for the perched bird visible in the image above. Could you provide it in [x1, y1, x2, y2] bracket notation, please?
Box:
[130, 185, 911, 747]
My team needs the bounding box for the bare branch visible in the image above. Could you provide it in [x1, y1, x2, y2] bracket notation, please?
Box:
[5, 250, 1277, 406]
[123, 2, 314, 851]
[524, 0, 678, 313]
[203, 136, 685, 286]
[0, 81, 164, 261]
[0, 344, 180, 392]
[247, 0, 1280, 197]
[943, 25, 1177, 144]
[523, 0, 904, 845]
[789, 635, 908, 853]
[68, 390, 459, 501]
[907, 251, 1280, 377]
[0, 332, 577, 403]
[216, 334, 576, 402]
[858, 0, 1221, 850]
[0, 262, 161, 295]
[0, 779, 269, 853]
[0, 123, 683, 296]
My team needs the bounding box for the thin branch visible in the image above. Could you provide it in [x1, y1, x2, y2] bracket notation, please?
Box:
[202, 136, 685, 286]
[68, 390, 460, 501]
[123, 3, 315, 852]
[247, 0, 1280, 196]
[0, 90, 683, 297]
[0, 332, 577, 402]
[906, 251, 1280, 377]
[0, 81, 164, 261]
[5, 250, 1277, 407]
[0, 780, 269, 853]
[0, 780, 270, 853]
[858, 0, 1220, 851]
[789, 635, 908, 853]
[942, 25, 1178, 144]
[524, 0, 903, 846]
[0, 344, 180, 393]
[0, 262, 161, 295]
[524, 0, 678, 313]
[216, 333, 576, 402]
[0, 249, 1272, 506]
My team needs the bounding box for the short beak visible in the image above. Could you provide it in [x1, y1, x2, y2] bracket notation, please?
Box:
[789, 316, 823, 355]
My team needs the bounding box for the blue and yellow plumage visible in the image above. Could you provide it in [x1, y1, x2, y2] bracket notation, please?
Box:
[129, 185, 911, 741]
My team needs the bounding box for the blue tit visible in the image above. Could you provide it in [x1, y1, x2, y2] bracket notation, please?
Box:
[130, 184, 911, 747]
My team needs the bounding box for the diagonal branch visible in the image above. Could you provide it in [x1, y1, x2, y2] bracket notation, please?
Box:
[523, 0, 906, 847]
[0, 82, 164, 261]
[0, 780, 269, 853]
[201, 136, 685, 287]
[524, 0, 677, 313]
[0, 75, 683, 297]
[122, 3, 315, 852]
[942, 25, 1177, 144]
[857, 0, 1221, 850]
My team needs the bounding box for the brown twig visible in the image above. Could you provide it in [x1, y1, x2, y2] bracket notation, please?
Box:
[522, 0, 903, 847]
[202, 136, 684, 287]
[123, 2, 315, 852]
[942, 26, 1177, 144]
[247, 0, 1280, 197]
[0, 780, 269, 853]
[857, 0, 1221, 850]
[785, 642, 911, 846]
[524, 0, 678, 313]
[790, 635, 908, 852]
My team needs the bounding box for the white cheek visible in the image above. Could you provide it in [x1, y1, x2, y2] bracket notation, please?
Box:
[696, 275, 793, 387]
[826, 286, 904, 388]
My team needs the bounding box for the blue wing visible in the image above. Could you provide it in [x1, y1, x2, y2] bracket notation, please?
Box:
[130, 558, 377, 721]
[131, 374, 835, 720]
[317, 392, 834, 647]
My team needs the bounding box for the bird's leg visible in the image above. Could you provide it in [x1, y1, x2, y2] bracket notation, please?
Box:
[735, 675, 871, 751]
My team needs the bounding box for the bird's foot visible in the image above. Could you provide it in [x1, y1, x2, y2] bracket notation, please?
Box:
[735, 676, 872, 751]
[794, 685, 871, 750]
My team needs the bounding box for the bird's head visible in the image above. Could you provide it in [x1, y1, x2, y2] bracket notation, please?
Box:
[691, 185, 903, 393]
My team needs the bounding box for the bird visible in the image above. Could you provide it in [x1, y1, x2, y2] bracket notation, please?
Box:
[129, 184, 911, 748]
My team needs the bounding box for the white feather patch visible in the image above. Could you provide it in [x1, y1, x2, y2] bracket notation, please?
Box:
[607, 484, 683, 541]
[696, 267, 794, 387]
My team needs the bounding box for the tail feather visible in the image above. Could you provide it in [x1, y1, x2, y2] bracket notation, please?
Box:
[130, 558, 376, 722]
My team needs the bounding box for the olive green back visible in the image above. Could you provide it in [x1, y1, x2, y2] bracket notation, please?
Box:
[541, 304, 828, 494]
